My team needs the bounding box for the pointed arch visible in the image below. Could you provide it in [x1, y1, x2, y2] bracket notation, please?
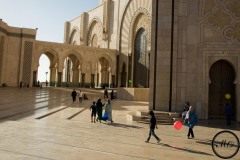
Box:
[87, 17, 103, 47]
[69, 27, 80, 45]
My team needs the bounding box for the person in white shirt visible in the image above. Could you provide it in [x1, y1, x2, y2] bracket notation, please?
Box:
[78, 90, 83, 103]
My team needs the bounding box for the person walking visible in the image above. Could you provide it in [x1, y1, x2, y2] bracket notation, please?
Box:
[186, 106, 198, 139]
[225, 103, 232, 126]
[71, 89, 77, 102]
[96, 99, 105, 123]
[145, 111, 160, 143]
[90, 101, 97, 123]
[110, 90, 114, 100]
[104, 89, 108, 99]
[104, 99, 113, 123]
[78, 90, 83, 103]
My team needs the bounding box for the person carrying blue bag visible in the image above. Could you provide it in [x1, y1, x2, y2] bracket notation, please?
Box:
[103, 99, 113, 123]
[185, 106, 198, 139]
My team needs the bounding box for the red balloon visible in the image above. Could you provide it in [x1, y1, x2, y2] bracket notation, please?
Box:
[174, 121, 183, 130]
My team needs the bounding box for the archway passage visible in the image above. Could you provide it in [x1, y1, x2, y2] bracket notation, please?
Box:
[62, 54, 80, 87]
[37, 54, 51, 87]
[133, 28, 149, 88]
[208, 60, 235, 119]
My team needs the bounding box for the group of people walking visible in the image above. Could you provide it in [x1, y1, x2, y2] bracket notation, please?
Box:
[146, 104, 199, 143]
[71, 89, 113, 124]
[90, 98, 113, 123]
[71, 88, 201, 143]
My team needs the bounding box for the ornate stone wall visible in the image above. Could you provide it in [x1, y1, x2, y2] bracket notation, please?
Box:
[22, 41, 33, 85]
[0, 36, 3, 83]
[202, 0, 240, 45]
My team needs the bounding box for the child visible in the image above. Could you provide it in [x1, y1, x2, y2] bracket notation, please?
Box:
[90, 101, 97, 123]
[145, 111, 160, 143]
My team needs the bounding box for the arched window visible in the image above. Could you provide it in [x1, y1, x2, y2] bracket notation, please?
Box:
[133, 28, 149, 88]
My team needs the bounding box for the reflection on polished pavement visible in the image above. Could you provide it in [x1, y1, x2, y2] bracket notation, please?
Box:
[0, 87, 239, 160]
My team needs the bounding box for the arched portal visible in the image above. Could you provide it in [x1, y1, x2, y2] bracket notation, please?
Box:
[208, 60, 236, 119]
[98, 57, 109, 87]
[133, 28, 149, 88]
[36, 50, 58, 87]
[37, 54, 50, 86]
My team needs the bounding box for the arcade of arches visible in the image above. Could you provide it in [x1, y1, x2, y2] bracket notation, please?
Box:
[33, 41, 116, 88]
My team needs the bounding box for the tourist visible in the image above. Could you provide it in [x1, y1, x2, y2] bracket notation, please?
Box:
[71, 89, 77, 102]
[78, 90, 83, 103]
[225, 103, 232, 126]
[90, 101, 97, 123]
[145, 111, 160, 143]
[182, 108, 188, 123]
[184, 101, 190, 111]
[104, 99, 113, 123]
[104, 88, 108, 99]
[96, 98, 105, 123]
[83, 94, 88, 100]
[186, 106, 198, 139]
[110, 90, 114, 100]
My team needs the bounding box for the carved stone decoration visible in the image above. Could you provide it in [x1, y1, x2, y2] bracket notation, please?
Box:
[128, 7, 151, 53]
[202, 0, 240, 44]
[224, 21, 240, 43]
[226, 0, 240, 17]
[203, 0, 216, 15]
[208, 8, 231, 29]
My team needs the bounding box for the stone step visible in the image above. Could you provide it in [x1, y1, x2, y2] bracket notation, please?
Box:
[127, 111, 179, 125]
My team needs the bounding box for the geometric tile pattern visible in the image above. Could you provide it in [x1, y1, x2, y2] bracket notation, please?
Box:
[22, 41, 33, 85]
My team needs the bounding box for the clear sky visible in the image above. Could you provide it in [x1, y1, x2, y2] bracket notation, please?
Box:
[0, 0, 99, 82]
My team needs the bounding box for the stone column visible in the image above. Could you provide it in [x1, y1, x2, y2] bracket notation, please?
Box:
[58, 72, 62, 86]
[72, 67, 79, 83]
[78, 66, 82, 83]
[50, 67, 57, 85]
[108, 67, 112, 88]
[95, 63, 98, 87]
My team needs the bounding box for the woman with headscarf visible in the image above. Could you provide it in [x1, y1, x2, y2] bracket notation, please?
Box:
[96, 98, 105, 123]
[104, 99, 113, 123]
[185, 106, 198, 139]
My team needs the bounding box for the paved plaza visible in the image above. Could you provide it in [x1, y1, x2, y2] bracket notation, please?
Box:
[0, 87, 239, 160]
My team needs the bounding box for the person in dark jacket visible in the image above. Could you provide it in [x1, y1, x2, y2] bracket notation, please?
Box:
[96, 99, 105, 123]
[225, 103, 232, 126]
[90, 101, 97, 123]
[145, 111, 160, 143]
[186, 106, 198, 139]
[71, 89, 77, 102]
